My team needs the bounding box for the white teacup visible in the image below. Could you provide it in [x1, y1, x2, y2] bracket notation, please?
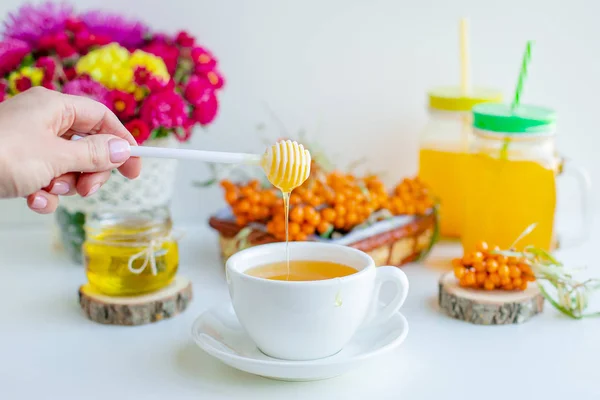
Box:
[226, 241, 409, 361]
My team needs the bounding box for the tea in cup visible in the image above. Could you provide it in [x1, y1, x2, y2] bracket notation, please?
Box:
[226, 242, 409, 361]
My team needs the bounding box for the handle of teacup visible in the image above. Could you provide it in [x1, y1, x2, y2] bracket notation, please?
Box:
[557, 158, 592, 248]
[361, 266, 409, 327]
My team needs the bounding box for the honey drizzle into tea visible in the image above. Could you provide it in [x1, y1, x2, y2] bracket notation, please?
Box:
[282, 191, 291, 278]
[261, 140, 311, 280]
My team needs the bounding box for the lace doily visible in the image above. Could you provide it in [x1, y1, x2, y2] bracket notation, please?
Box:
[60, 137, 179, 213]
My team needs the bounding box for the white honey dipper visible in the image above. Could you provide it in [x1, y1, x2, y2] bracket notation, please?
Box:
[129, 139, 311, 192]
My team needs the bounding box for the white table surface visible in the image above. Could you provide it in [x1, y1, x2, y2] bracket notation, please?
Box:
[1, 216, 599, 400]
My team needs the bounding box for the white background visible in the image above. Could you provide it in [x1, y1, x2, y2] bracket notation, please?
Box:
[1, 0, 598, 228]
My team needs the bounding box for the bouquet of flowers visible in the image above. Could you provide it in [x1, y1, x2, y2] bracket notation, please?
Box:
[0, 2, 226, 263]
[0, 2, 224, 144]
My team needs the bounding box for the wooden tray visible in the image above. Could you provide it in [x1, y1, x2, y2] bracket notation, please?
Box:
[208, 207, 438, 267]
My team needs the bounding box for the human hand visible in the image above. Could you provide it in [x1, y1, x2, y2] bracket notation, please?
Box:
[0, 87, 141, 213]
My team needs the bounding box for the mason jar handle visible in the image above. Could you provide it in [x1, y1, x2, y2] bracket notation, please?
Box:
[558, 157, 592, 248]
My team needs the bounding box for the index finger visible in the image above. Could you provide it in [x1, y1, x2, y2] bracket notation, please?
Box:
[58, 92, 141, 179]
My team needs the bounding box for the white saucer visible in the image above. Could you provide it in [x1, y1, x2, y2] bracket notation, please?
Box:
[191, 302, 409, 381]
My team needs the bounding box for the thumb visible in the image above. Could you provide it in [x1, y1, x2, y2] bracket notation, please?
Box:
[61, 134, 131, 173]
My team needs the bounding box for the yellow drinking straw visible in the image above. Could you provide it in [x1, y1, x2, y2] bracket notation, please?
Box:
[459, 18, 470, 151]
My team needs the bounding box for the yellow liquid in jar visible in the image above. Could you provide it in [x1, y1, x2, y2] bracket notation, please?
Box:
[418, 148, 469, 238]
[461, 154, 556, 253]
[83, 228, 179, 296]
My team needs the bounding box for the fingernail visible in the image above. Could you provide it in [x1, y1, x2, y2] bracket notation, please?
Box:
[109, 139, 131, 163]
[50, 181, 70, 195]
[31, 195, 48, 209]
[86, 184, 101, 197]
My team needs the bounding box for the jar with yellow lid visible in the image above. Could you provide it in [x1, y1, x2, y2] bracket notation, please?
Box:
[83, 206, 179, 296]
[418, 87, 503, 238]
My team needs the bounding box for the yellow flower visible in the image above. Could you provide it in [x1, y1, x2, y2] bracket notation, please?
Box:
[8, 67, 44, 94]
[128, 50, 169, 83]
[75, 43, 170, 93]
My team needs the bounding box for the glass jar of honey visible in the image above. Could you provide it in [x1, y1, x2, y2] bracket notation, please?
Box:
[418, 87, 503, 238]
[83, 206, 179, 296]
[461, 103, 591, 253]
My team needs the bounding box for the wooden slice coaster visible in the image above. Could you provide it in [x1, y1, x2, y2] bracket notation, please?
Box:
[438, 272, 544, 325]
[79, 276, 193, 326]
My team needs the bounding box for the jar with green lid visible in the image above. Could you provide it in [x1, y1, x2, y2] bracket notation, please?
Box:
[83, 206, 179, 296]
[418, 87, 503, 238]
[461, 103, 591, 254]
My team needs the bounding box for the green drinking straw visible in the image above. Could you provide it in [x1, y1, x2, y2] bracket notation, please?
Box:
[500, 40, 533, 159]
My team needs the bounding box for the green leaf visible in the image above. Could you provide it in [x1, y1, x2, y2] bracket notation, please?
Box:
[537, 283, 580, 319]
[192, 179, 218, 188]
[319, 225, 334, 239]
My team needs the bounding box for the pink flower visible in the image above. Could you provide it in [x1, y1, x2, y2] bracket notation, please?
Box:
[202, 70, 225, 89]
[65, 17, 85, 33]
[35, 57, 56, 82]
[15, 76, 32, 92]
[147, 77, 174, 92]
[80, 10, 149, 48]
[134, 67, 150, 86]
[174, 118, 194, 142]
[0, 80, 7, 102]
[143, 41, 180, 75]
[175, 31, 195, 47]
[0, 39, 31, 76]
[140, 90, 188, 129]
[74, 31, 111, 53]
[184, 75, 212, 106]
[191, 91, 219, 125]
[191, 46, 216, 72]
[56, 42, 77, 59]
[125, 119, 151, 145]
[42, 81, 55, 90]
[107, 90, 137, 120]
[62, 77, 109, 106]
[3, 2, 73, 46]
[38, 32, 69, 51]
[63, 67, 77, 81]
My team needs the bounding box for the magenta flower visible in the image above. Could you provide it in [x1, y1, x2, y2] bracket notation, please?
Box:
[3, 2, 73, 46]
[143, 41, 180, 75]
[175, 31, 195, 47]
[35, 56, 56, 83]
[191, 46, 217, 72]
[62, 77, 109, 106]
[107, 90, 137, 120]
[0, 39, 30, 76]
[184, 75, 212, 106]
[191, 91, 219, 126]
[0, 80, 7, 102]
[80, 10, 149, 48]
[140, 90, 188, 129]
[125, 119, 151, 145]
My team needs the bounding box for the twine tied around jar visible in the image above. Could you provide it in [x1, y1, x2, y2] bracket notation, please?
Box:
[127, 239, 163, 276]
[126, 230, 183, 276]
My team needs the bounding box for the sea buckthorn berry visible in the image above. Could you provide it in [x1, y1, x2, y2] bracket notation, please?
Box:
[489, 273, 500, 286]
[472, 252, 484, 263]
[454, 266, 467, 279]
[476, 271, 487, 285]
[321, 208, 336, 222]
[473, 261, 486, 272]
[225, 190, 238, 204]
[509, 266, 521, 278]
[290, 206, 304, 223]
[498, 265, 510, 278]
[289, 222, 301, 236]
[500, 276, 511, 286]
[503, 283, 514, 291]
[452, 258, 463, 268]
[317, 221, 332, 235]
[519, 281, 528, 291]
[475, 241, 489, 253]
[484, 279, 495, 291]
[486, 259, 499, 273]
[512, 277, 523, 288]
[464, 272, 476, 286]
[302, 224, 316, 235]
